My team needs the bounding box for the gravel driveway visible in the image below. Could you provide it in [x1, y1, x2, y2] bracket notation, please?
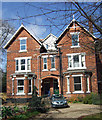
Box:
[31, 103, 101, 120]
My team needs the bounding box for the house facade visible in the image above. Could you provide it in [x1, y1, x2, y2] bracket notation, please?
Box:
[4, 19, 99, 101]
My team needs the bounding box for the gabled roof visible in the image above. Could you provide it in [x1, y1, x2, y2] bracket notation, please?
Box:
[4, 24, 42, 49]
[43, 33, 57, 43]
[56, 19, 97, 44]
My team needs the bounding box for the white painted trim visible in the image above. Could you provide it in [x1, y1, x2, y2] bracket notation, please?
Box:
[70, 32, 80, 35]
[73, 75, 83, 92]
[17, 79, 25, 95]
[71, 46, 80, 48]
[72, 74, 83, 77]
[50, 68, 56, 71]
[28, 78, 32, 94]
[67, 77, 70, 93]
[16, 93, 25, 95]
[42, 55, 48, 58]
[19, 37, 27, 40]
[19, 50, 27, 53]
[66, 52, 86, 56]
[73, 91, 84, 94]
[66, 92, 71, 94]
[4, 24, 42, 49]
[67, 67, 87, 70]
[66, 75, 70, 77]
[15, 56, 32, 60]
[42, 69, 48, 71]
[16, 77, 25, 79]
[15, 57, 32, 73]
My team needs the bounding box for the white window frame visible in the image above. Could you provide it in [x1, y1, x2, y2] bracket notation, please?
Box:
[66, 76, 71, 94]
[42, 55, 48, 71]
[12, 78, 14, 95]
[15, 57, 31, 72]
[28, 78, 32, 95]
[50, 55, 56, 71]
[19, 37, 27, 52]
[66, 53, 86, 70]
[86, 76, 90, 93]
[72, 74, 84, 94]
[16, 77, 25, 95]
[70, 32, 80, 48]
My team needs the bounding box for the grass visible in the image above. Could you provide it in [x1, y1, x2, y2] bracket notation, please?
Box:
[81, 112, 102, 120]
[8, 110, 40, 120]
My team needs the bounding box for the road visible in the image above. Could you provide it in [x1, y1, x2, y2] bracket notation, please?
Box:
[29, 103, 101, 120]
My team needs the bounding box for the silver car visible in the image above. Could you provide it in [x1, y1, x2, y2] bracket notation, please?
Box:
[51, 94, 68, 108]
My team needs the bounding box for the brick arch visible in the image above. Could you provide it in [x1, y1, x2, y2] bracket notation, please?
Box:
[41, 76, 58, 80]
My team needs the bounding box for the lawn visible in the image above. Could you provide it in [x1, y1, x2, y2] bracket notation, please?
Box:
[82, 112, 102, 120]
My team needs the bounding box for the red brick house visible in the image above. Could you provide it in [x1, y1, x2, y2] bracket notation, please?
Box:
[4, 18, 99, 102]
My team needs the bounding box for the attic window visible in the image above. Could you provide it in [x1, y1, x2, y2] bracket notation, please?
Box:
[46, 44, 48, 49]
[19, 37, 27, 52]
[70, 32, 80, 47]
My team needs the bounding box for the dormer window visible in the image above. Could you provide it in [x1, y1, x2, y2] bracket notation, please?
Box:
[19, 37, 27, 52]
[46, 44, 48, 49]
[70, 32, 80, 48]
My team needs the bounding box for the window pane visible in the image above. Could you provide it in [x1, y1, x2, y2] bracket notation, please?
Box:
[20, 39, 26, 44]
[16, 66, 18, 71]
[51, 57, 55, 68]
[29, 80, 31, 85]
[21, 45, 26, 50]
[27, 59, 30, 64]
[81, 55, 85, 67]
[44, 58, 47, 63]
[21, 59, 25, 64]
[72, 34, 78, 46]
[74, 84, 81, 91]
[51, 63, 55, 68]
[18, 80, 24, 85]
[29, 86, 31, 93]
[18, 87, 23, 93]
[44, 64, 47, 69]
[21, 65, 25, 70]
[16, 60, 18, 65]
[74, 77, 81, 83]
[68, 56, 72, 67]
[73, 55, 79, 67]
[51, 57, 54, 62]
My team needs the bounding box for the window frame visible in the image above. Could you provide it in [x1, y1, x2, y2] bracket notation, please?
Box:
[16, 78, 25, 95]
[70, 32, 80, 48]
[42, 55, 48, 71]
[72, 75, 84, 94]
[12, 78, 14, 95]
[28, 78, 32, 95]
[19, 37, 27, 52]
[50, 55, 56, 71]
[67, 53, 86, 70]
[66, 76, 71, 94]
[86, 76, 90, 93]
[15, 57, 31, 72]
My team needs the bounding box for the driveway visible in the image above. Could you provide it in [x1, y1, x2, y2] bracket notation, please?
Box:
[30, 103, 101, 120]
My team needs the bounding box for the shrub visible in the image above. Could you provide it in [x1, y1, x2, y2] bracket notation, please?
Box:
[29, 86, 48, 113]
[2, 106, 13, 119]
[83, 94, 93, 104]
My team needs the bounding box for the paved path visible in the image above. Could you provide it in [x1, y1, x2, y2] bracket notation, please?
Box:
[29, 103, 102, 120]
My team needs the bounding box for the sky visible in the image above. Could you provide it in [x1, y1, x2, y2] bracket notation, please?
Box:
[1, 1, 101, 72]
[2, 2, 70, 40]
